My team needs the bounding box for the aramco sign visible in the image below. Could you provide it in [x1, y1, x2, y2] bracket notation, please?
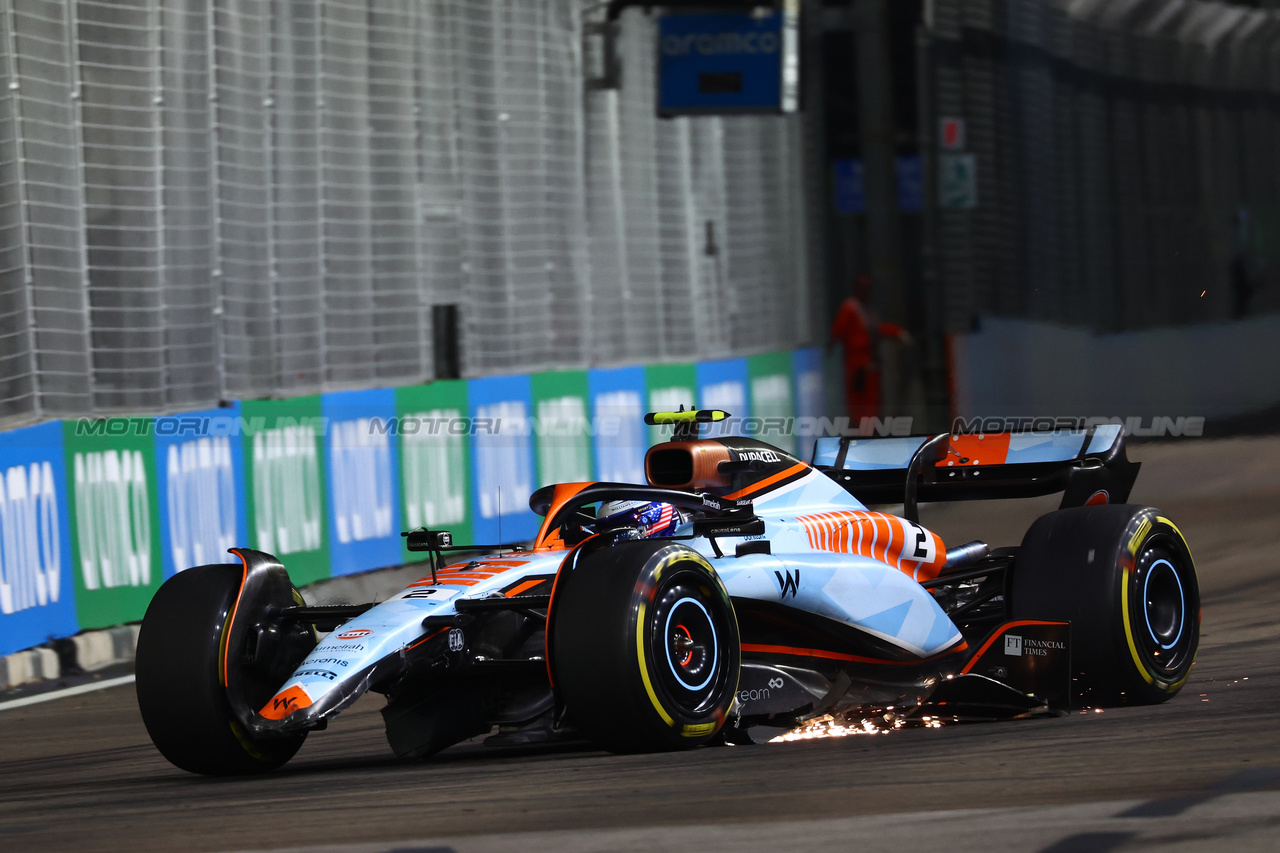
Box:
[657, 4, 800, 116]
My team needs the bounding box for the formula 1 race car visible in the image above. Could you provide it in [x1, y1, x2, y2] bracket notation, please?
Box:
[135, 410, 1200, 775]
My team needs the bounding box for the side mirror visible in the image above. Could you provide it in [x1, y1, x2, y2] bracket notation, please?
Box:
[404, 529, 453, 552]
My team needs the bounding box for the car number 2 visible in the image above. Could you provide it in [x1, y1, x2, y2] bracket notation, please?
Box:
[900, 519, 936, 563]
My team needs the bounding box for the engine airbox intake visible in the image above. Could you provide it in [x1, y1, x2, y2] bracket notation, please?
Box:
[645, 442, 731, 490]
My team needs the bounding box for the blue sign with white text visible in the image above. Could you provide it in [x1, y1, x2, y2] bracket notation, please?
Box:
[588, 366, 648, 486]
[792, 346, 825, 461]
[697, 359, 751, 437]
[658, 13, 788, 114]
[323, 389, 402, 577]
[469, 375, 538, 545]
[0, 421, 77, 656]
[835, 155, 924, 214]
[154, 405, 247, 580]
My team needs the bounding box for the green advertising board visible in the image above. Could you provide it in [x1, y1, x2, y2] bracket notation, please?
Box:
[241, 396, 331, 586]
[531, 370, 593, 489]
[64, 418, 163, 629]
[748, 351, 797, 456]
[395, 380, 472, 563]
[644, 363, 697, 446]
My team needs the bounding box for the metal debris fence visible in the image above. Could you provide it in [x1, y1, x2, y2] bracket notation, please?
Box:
[926, 0, 1280, 333]
[0, 0, 817, 425]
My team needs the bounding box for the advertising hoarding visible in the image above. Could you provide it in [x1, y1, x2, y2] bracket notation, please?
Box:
[396, 380, 472, 563]
[240, 397, 331, 586]
[154, 406, 247, 580]
[64, 418, 162, 630]
[0, 422, 77, 655]
[323, 389, 401, 577]
[469, 375, 538, 544]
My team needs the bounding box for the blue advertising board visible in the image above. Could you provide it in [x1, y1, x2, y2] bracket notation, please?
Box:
[0, 421, 77, 656]
[154, 405, 248, 579]
[588, 366, 648, 485]
[322, 389, 402, 577]
[0, 346, 819, 657]
[658, 11, 797, 115]
[697, 358, 751, 437]
[469, 375, 538, 544]
[834, 155, 924, 214]
[792, 346, 826, 461]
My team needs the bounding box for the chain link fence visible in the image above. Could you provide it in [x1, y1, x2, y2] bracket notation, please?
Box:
[0, 0, 817, 425]
[928, 0, 1280, 334]
[584, 9, 814, 367]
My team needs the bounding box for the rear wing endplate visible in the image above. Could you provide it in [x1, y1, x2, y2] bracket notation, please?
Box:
[812, 424, 1140, 513]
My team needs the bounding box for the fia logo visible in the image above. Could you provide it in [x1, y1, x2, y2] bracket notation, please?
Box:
[774, 569, 800, 599]
[448, 628, 465, 653]
[1004, 634, 1023, 657]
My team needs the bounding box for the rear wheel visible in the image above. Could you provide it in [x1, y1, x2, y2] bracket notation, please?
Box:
[135, 564, 312, 775]
[1011, 505, 1199, 706]
[550, 540, 739, 752]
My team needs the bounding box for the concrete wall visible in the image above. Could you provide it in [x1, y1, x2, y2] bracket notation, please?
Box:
[951, 315, 1280, 423]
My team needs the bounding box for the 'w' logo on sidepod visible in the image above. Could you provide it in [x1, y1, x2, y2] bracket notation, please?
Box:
[774, 569, 800, 599]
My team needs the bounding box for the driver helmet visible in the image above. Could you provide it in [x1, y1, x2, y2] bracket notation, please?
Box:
[596, 500, 683, 539]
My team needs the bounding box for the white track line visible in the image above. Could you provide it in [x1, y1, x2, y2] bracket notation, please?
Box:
[0, 674, 135, 712]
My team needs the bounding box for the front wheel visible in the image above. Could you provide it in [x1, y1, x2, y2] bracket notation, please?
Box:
[550, 540, 740, 752]
[1011, 505, 1199, 706]
[135, 564, 312, 775]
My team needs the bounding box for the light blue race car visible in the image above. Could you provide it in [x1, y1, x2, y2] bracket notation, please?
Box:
[135, 409, 1199, 775]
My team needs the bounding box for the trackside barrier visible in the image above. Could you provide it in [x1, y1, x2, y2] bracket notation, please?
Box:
[0, 349, 823, 663]
[950, 316, 1280, 424]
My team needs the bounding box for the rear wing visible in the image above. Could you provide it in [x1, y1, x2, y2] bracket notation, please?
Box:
[812, 424, 1139, 516]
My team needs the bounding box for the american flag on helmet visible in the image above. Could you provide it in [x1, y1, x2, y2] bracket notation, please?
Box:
[597, 500, 684, 539]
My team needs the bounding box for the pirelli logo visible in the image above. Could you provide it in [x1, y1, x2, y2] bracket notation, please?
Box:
[1127, 518, 1151, 556]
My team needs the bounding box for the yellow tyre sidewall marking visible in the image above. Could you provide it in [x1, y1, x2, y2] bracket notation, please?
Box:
[635, 598, 676, 728]
[634, 550, 735, 734]
[1126, 517, 1151, 556]
[1120, 561, 1154, 686]
[1157, 516, 1198, 575]
[1157, 515, 1199, 685]
[229, 718, 272, 762]
[1122, 515, 1190, 692]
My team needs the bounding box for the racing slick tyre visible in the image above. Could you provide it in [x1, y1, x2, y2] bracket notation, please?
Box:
[550, 539, 740, 753]
[1011, 505, 1199, 707]
[136, 564, 312, 775]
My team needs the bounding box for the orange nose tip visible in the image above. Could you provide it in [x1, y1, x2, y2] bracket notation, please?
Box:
[259, 684, 313, 720]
